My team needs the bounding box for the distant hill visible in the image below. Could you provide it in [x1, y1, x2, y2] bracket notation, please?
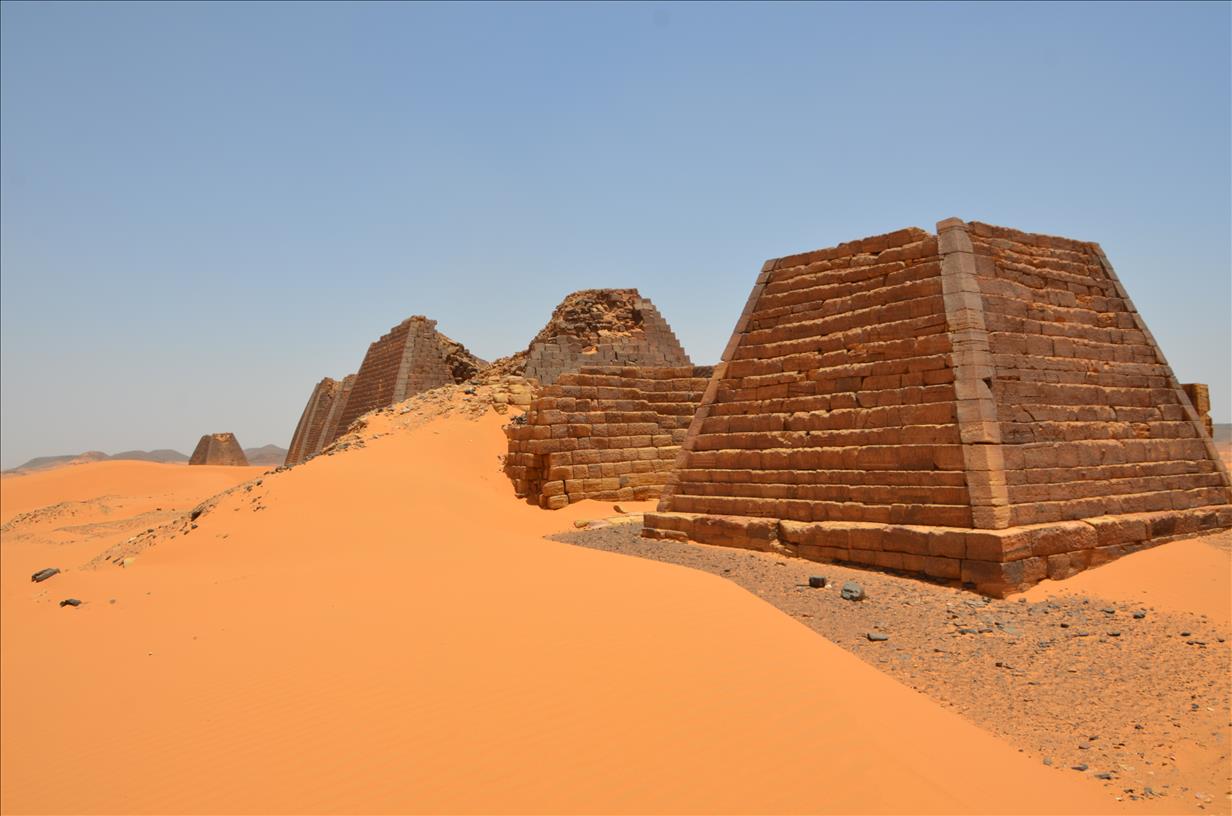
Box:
[111, 449, 191, 464]
[1214, 423, 1231, 446]
[5, 448, 189, 474]
[6, 444, 289, 474]
[243, 445, 288, 466]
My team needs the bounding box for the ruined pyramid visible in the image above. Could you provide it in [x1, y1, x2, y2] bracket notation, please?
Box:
[645, 218, 1232, 596]
[487, 289, 691, 385]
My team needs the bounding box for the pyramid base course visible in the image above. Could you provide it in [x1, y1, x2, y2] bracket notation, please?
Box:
[643, 506, 1232, 596]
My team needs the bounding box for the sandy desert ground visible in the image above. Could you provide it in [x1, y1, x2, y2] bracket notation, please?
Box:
[1, 396, 1228, 814]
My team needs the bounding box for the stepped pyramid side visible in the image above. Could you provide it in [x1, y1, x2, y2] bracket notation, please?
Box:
[285, 377, 347, 466]
[646, 219, 1231, 596]
[188, 432, 249, 466]
[489, 289, 691, 386]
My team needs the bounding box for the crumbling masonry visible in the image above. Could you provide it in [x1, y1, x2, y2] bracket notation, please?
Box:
[504, 366, 712, 507]
[488, 289, 691, 385]
[643, 219, 1232, 596]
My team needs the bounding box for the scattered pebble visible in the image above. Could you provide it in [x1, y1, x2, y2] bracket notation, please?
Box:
[30, 567, 60, 583]
[866, 632, 889, 642]
[808, 576, 826, 589]
[58, 598, 81, 608]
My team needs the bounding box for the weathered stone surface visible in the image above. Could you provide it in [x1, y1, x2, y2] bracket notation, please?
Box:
[189, 433, 248, 466]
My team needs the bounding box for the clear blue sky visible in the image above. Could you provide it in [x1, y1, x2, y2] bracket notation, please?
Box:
[2, 1, 1229, 468]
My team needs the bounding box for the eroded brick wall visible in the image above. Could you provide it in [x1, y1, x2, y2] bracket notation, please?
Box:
[662, 228, 972, 527]
[967, 223, 1227, 526]
[505, 366, 711, 507]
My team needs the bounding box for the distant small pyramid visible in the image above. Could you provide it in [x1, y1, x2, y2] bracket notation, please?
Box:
[188, 433, 249, 466]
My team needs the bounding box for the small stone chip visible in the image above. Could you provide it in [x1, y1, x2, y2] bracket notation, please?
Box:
[59, 598, 81, 608]
[866, 632, 889, 642]
[808, 576, 826, 589]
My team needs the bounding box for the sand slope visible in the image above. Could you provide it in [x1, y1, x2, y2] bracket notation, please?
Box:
[2, 409, 1120, 814]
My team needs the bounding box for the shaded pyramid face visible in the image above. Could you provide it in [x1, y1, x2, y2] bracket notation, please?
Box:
[285, 375, 355, 466]
[520, 289, 692, 385]
[189, 432, 248, 466]
[647, 219, 1231, 596]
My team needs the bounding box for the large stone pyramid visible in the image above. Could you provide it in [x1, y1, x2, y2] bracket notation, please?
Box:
[189, 432, 249, 466]
[645, 218, 1231, 596]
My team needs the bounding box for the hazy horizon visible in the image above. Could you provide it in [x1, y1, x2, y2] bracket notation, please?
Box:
[3, 1, 1229, 470]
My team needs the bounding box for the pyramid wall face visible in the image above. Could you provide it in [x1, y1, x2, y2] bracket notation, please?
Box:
[646, 219, 1232, 596]
[326, 317, 454, 446]
[961, 222, 1228, 527]
[521, 291, 692, 385]
[504, 365, 712, 507]
[285, 377, 345, 466]
[663, 228, 973, 527]
[188, 433, 248, 466]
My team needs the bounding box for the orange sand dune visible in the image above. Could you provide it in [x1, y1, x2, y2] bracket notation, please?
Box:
[1, 459, 267, 523]
[1021, 535, 1231, 622]
[2, 409, 1118, 814]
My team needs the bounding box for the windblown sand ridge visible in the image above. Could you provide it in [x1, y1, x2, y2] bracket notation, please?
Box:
[0, 397, 1122, 814]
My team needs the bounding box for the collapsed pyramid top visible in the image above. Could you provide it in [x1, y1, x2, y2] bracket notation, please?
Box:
[189, 432, 248, 466]
[487, 288, 691, 385]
